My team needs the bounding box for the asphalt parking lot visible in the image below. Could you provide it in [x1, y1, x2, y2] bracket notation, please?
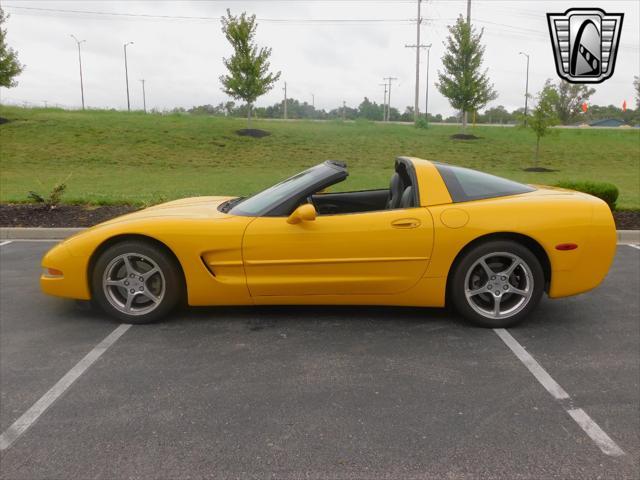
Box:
[0, 240, 638, 479]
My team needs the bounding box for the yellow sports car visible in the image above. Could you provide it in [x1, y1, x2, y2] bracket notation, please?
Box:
[40, 157, 616, 327]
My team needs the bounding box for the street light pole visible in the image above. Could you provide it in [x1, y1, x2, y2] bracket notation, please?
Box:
[123, 42, 134, 111]
[70, 35, 86, 110]
[519, 52, 530, 125]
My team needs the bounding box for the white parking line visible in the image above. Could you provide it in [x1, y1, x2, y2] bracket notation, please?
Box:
[0, 324, 131, 451]
[624, 244, 640, 250]
[494, 328, 625, 457]
[0, 240, 13, 247]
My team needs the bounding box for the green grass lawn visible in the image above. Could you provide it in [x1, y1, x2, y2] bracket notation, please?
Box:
[1, 106, 639, 208]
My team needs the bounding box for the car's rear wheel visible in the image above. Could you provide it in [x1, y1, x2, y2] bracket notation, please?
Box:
[450, 240, 544, 328]
[91, 240, 182, 324]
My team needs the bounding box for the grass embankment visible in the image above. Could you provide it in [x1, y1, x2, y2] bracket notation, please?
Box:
[1, 106, 639, 209]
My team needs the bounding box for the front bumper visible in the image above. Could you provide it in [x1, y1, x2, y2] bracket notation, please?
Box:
[40, 242, 91, 300]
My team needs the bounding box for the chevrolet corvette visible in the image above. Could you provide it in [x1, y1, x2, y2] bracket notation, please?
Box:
[40, 157, 616, 327]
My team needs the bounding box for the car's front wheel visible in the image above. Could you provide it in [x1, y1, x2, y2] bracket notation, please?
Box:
[91, 240, 183, 324]
[450, 240, 544, 328]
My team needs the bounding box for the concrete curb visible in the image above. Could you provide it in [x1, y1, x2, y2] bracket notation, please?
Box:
[0, 227, 85, 240]
[1, 226, 639, 243]
[617, 230, 640, 244]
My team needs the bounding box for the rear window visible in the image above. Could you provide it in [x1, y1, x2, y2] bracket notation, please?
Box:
[435, 164, 535, 202]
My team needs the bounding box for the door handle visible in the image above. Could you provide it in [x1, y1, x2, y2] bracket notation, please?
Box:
[391, 218, 421, 229]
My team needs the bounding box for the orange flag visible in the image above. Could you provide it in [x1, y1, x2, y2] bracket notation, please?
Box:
[581, 102, 588, 113]
[622, 100, 627, 112]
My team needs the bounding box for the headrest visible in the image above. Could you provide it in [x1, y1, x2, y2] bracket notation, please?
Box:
[400, 186, 414, 208]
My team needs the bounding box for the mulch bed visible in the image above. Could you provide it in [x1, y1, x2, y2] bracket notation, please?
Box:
[235, 128, 271, 138]
[0, 204, 139, 228]
[450, 133, 481, 140]
[522, 167, 558, 172]
[1, 203, 638, 230]
[613, 210, 640, 230]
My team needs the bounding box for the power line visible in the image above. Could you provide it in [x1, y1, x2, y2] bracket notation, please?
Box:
[2, 5, 414, 24]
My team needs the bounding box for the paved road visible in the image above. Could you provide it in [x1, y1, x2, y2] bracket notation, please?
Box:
[0, 241, 638, 479]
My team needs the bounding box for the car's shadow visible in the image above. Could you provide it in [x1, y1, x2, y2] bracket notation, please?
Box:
[67, 295, 579, 332]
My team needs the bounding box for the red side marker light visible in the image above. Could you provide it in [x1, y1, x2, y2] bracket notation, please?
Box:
[555, 243, 578, 251]
[46, 268, 63, 276]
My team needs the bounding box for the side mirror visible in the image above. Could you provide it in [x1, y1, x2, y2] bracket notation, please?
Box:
[287, 203, 317, 224]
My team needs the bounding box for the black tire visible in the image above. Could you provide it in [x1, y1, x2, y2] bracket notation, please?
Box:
[449, 240, 545, 328]
[91, 240, 183, 324]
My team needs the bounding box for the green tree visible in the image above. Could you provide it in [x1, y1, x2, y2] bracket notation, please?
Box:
[358, 97, 383, 121]
[0, 7, 24, 88]
[549, 80, 595, 124]
[219, 10, 280, 127]
[480, 105, 513, 124]
[436, 16, 497, 130]
[529, 80, 559, 166]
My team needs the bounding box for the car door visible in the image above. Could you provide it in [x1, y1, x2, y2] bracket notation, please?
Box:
[241, 207, 434, 297]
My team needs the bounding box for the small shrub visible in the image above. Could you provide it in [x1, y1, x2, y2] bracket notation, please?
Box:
[415, 117, 429, 129]
[555, 180, 619, 210]
[27, 191, 46, 203]
[27, 175, 71, 209]
[48, 182, 67, 207]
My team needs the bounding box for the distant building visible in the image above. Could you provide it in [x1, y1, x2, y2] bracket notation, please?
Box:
[589, 118, 626, 127]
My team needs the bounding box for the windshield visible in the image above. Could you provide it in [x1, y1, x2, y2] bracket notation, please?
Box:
[228, 163, 342, 217]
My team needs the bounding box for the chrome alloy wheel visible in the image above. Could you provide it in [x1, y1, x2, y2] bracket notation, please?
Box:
[102, 253, 165, 316]
[463, 252, 534, 320]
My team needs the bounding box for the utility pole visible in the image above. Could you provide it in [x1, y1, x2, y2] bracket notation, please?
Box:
[405, 38, 431, 121]
[463, 0, 471, 127]
[412, 0, 422, 121]
[342, 100, 346, 121]
[519, 52, 530, 126]
[283, 82, 287, 119]
[123, 41, 134, 111]
[379, 82, 388, 122]
[425, 44, 432, 121]
[383, 76, 397, 121]
[70, 35, 86, 110]
[140, 79, 147, 113]
[311, 93, 315, 109]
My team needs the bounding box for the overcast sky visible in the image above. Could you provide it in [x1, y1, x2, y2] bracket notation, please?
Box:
[1, 0, 638, 115]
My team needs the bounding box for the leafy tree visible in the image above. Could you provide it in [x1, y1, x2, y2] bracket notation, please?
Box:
[587, 104, 637, 124]
[400, 106, 415, 122]
[0, 7, 24, 88]
[224, 101, 236, 116]
[528, 80, 559, 166]
[549, 80, 595, 124]
[634, 76, 639, 109]
[480, 105, 513, 124]
[436, 16, 497, 130]
[358, 97, 383, 121]
[219, 10, 280, 127]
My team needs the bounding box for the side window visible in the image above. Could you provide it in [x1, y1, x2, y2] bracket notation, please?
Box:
[436, 164, 535, 202]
